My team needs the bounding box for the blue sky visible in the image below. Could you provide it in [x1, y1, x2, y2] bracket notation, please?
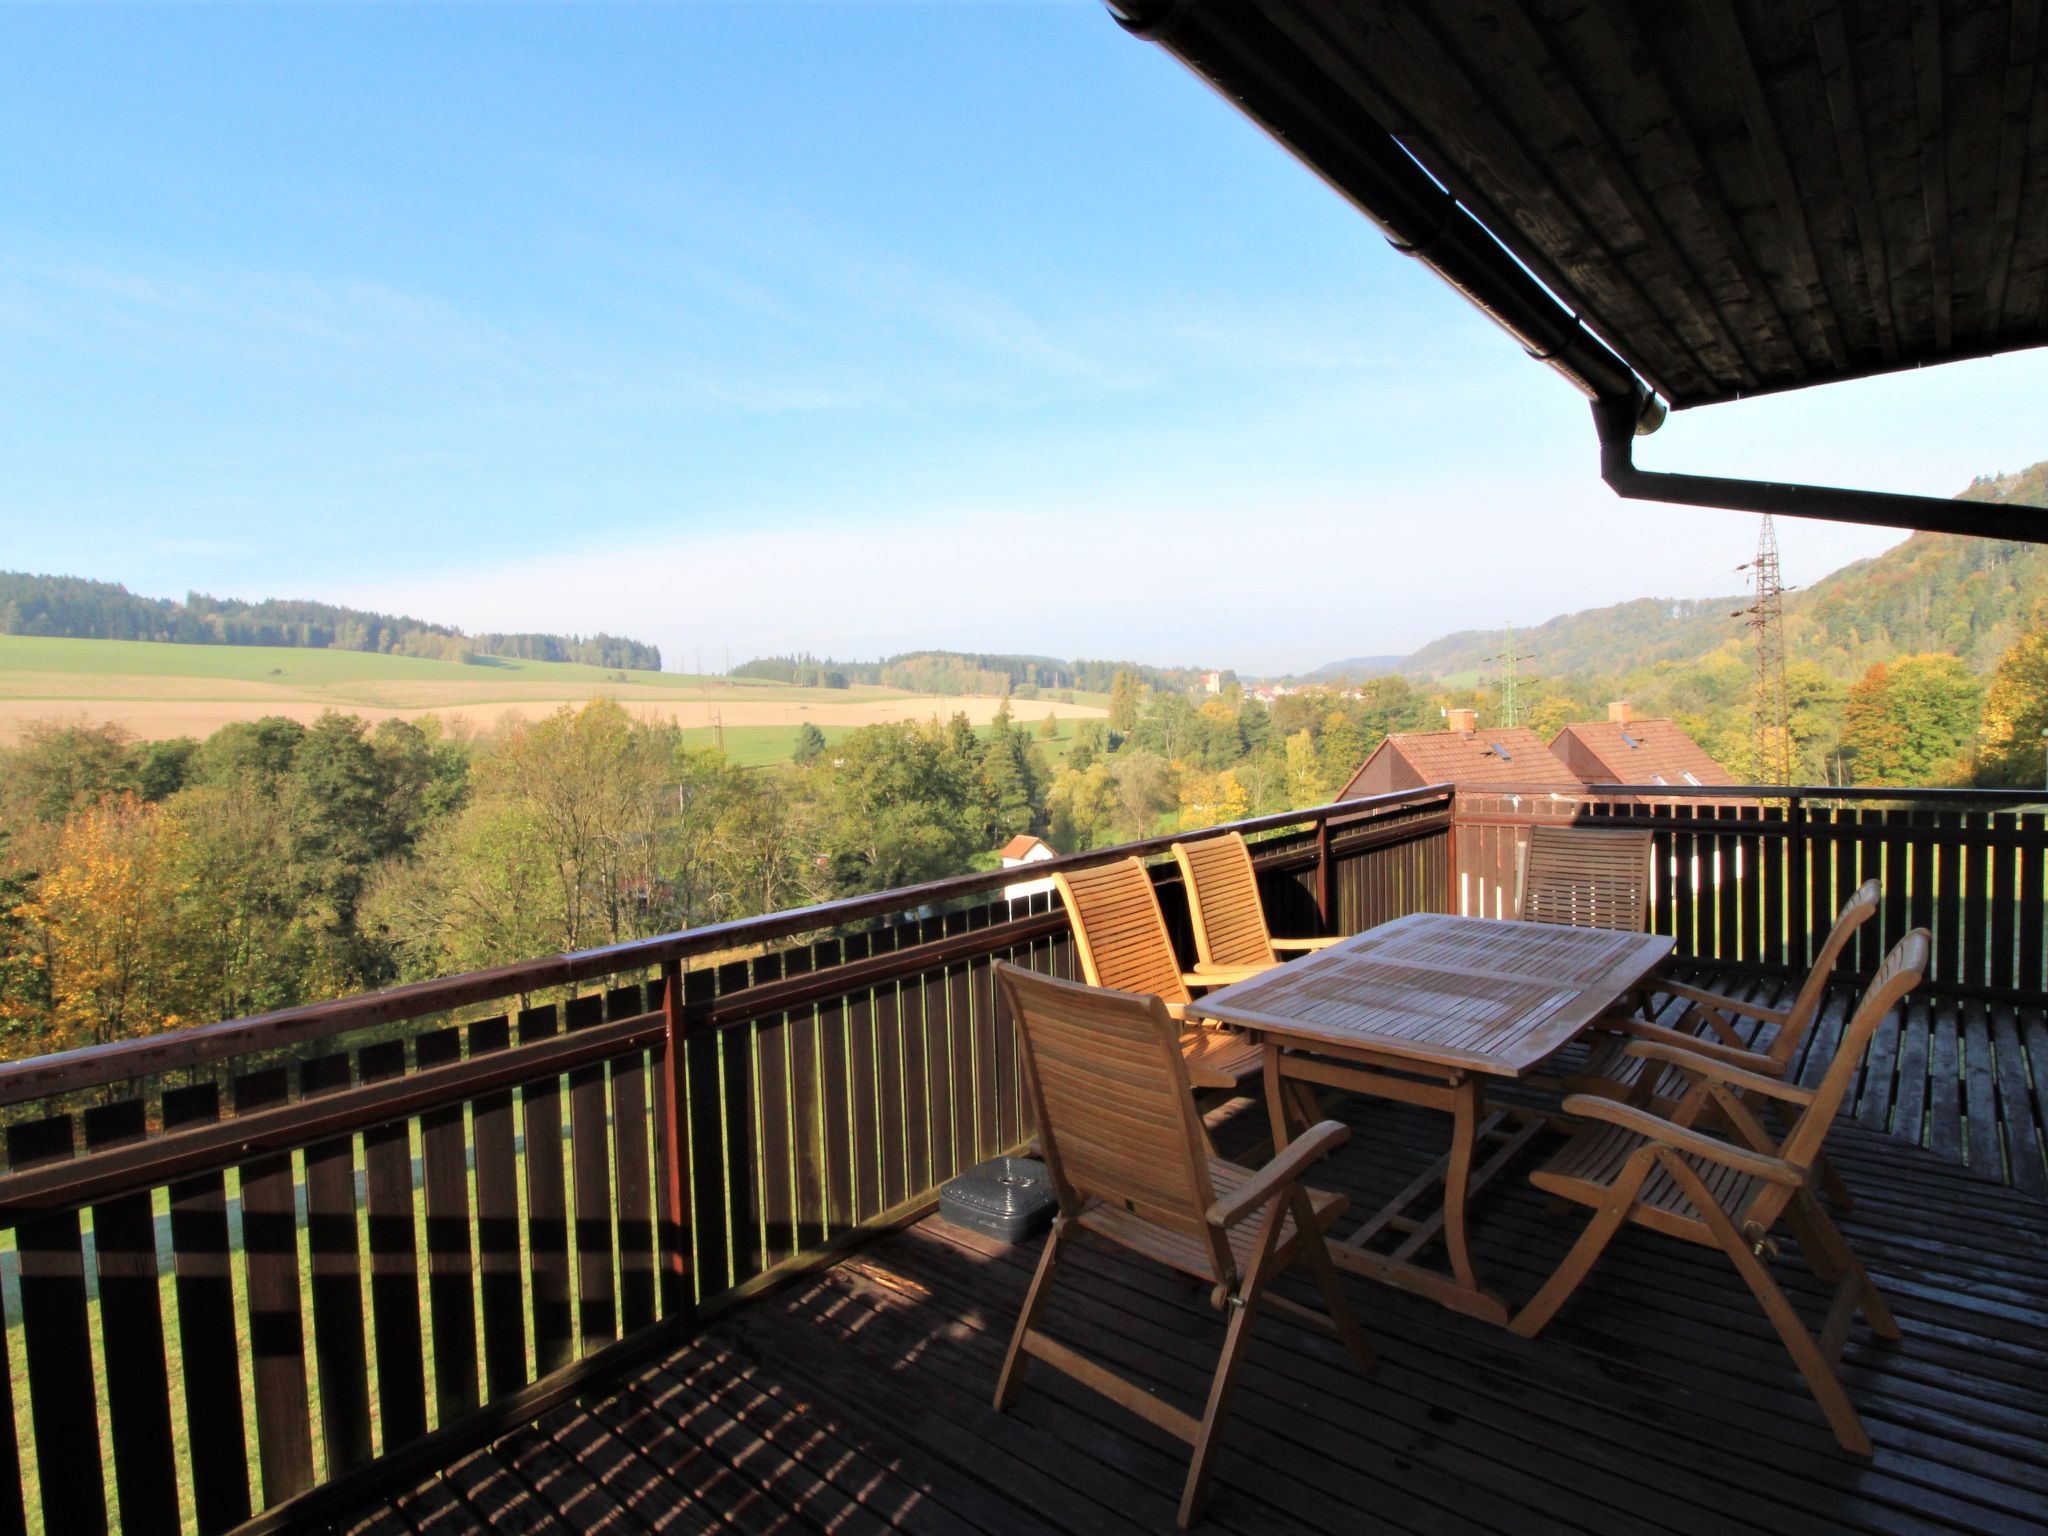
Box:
[3, 3, 2043, 676]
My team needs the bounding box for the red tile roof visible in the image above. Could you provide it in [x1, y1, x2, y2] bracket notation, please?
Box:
[999, 834, 1052, 861]
[1549, 718, 1737, 788]
[1338, 728, 1584, 797]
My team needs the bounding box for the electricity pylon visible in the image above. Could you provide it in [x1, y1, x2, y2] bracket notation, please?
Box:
[1734, 516, 1792, 784]
[1487, 625, 1538, 728]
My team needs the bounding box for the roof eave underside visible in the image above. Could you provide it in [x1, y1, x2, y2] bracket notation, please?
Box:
[1119, 1, 2048, 412]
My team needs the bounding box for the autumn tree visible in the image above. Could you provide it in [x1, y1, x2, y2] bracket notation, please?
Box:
[1176, 767, 1251, 832]
[15, 795, 199, 1053]
[1840, 656, 1980, 786]
[1975, 610, 2048, 787]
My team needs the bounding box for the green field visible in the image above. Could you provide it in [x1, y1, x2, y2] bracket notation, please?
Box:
[0, 633, 871, 701]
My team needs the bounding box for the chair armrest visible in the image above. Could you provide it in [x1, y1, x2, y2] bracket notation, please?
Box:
[1183, 967, 1269, 990]
[1659, 978, 1792, 1027]
[1272, 936, 1345, 952]
[1621, 1041, 1817, 1105]
[1604, 1020, 1780, 1075]
[1206, 1120, 1350, 1229]
[1560, 1095, 1805, 1187]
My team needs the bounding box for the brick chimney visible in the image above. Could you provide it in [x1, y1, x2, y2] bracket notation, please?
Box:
[1446, 707, 1478, 734]
[1608, 701, 1634, 725]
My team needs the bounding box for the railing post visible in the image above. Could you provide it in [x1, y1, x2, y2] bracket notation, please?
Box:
[658, 957, 693, 1325]
[1787, 793, 1807, 969]
[1315, 815, 1334, 931]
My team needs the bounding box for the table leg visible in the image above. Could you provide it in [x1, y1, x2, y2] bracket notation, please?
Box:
[1263, 1042, 1300, 1151]
[1442, 1077, 1483, 1295]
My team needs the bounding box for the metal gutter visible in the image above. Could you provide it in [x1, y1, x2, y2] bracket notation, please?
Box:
[1591, 396, 2044, 542]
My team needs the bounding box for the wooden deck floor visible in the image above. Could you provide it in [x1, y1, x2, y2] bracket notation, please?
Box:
[339, 1090, 2048, 1536]
[1672, 967, 2048, 1197]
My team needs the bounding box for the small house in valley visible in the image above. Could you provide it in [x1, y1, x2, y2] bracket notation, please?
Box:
[998, 832, 1057, 905]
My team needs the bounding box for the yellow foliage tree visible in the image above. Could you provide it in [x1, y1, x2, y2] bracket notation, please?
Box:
[1284, 730, 1327, 809]
[1176, 766, 1251, 832]
[16, 794, 198, 1053]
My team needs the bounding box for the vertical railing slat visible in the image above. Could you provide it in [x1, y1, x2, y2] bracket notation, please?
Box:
[9, 1113, 108, 1536]
[564, 993, 618, 1350]
[605, 985, 656, 1335]
[467, 1014, 528, 1400]
[231, 1068, 316, 1506]
[299, 1053, 373, 1478]
[358, 1040, 428, 1448]
[83, 1098, 180, 1535]
[417, 1027, 481, 1420]
[518, 1004, 573, 1376]
[163, 1084, 252, 1534]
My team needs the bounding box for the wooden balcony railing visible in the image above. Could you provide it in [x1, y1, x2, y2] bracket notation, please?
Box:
[0, 786, 1454, 1536]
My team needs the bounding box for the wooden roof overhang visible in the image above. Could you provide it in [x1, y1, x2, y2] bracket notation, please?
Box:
[1114, 2, 2048, 541]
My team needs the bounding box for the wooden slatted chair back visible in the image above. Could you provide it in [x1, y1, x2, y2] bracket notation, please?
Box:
[1754, 929, 1929, 1226]
[1517, 825, 1655, 932]
[1768, 879, 1882, 1068]
[1053, 857, 1192, 1007]
[995, 964, 1231, 1275]
[1172, 831, 1277, 970]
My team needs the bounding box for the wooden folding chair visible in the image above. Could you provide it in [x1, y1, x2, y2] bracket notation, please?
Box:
[1510, 929, 1929, 1455]
[1053, 857, 1267, 1093]
[1172, 829, 1343, 976]
[1568, 879, 1881, 1208]
[992, 963, 1374, 1529]
[1517, 824, 1655, 931]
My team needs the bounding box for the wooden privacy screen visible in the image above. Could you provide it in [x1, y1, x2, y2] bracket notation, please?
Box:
[0, 797, 1455, 1536]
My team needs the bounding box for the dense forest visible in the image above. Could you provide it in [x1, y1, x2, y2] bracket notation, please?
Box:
[0, 572, 662, 670]
[732, 650, 1221, 697]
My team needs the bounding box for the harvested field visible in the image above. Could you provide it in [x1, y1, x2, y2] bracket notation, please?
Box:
[0, 635, 1108, 744]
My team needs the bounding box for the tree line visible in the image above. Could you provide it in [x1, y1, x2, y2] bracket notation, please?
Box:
[731, 649, 1225, 697]
[0, 571, 662, 670]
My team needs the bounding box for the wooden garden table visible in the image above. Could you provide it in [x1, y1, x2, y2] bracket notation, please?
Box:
[1188, 912, 1673, 1325]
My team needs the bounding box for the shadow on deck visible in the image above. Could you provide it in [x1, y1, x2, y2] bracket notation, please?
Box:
[340, 1085, 2048, 1535]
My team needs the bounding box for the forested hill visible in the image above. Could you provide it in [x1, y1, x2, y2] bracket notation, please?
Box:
[0, 572, 662, 670]
[1318, 458, 2048, 685]
[1393, 597, 1742, 683]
